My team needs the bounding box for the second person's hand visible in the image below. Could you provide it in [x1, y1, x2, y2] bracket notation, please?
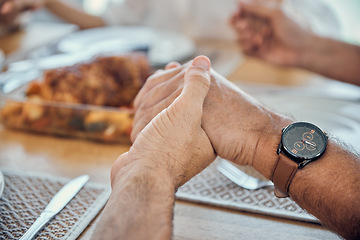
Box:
[230, 0, 314, 67]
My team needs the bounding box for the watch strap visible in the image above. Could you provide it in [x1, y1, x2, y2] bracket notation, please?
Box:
[271, 153, 298, 197]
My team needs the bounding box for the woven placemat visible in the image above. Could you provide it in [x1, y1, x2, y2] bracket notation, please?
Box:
[177, 159, 319, 223]
[0, 169, 110, 240]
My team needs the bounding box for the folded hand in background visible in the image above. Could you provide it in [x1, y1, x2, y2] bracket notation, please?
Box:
[230, 0, 360, 86]
[229, 0, 312, 67]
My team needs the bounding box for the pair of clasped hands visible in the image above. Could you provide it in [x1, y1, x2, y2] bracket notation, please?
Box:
[110, 55, 293, 190]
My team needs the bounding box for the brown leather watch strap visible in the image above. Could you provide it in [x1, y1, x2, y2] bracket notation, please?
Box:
[271, 154, 298, 197]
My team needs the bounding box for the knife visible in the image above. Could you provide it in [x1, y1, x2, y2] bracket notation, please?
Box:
[19, 175, 90, 240]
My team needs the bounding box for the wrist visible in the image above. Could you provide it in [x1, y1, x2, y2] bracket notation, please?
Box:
[104, 154, 175, 240]
[111, 153, 175, 191]
[296, 34, 324, 69]
[252, 113, 294, 179]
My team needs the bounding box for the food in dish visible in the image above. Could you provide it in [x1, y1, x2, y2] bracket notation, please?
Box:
[0, 53, 151, 143]
[28, 53, 150, 106]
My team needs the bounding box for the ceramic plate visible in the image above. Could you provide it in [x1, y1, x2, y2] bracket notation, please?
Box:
[57, 26, 196, 67]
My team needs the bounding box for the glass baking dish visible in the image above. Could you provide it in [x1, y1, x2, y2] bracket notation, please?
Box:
[0, 71, 134, 144]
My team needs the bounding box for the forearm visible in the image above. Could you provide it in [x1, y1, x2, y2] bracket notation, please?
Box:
[44, 0, 105, 29]
[253, 116, 360, 239]
[289, 140, 360, 240]
[92, 161, 175, 240]
[298, 35, 360, 86]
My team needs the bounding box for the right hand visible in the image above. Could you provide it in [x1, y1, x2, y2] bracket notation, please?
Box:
[230, 0, 314, 67]
[201, 70, 293, 178]
[133, 60, 293, 179]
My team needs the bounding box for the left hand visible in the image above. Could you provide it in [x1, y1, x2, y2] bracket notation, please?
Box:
[230, 0, 313, 67]
[111, 56, 216, 189]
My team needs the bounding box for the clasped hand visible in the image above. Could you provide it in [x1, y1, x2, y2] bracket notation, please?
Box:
[111, 55, 292, 189]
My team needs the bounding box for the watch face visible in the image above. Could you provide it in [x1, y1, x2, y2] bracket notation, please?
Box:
[281, 122, 327, 162]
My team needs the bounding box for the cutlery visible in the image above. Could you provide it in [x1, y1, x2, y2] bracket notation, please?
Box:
[216, 159, 273, 190]
[19, 175, 89, 240]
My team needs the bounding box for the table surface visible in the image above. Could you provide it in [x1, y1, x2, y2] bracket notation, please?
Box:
[0, 22, 343, 240]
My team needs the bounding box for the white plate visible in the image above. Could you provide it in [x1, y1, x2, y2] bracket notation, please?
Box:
[0, 171, 4, 199]
[57, 26, 196, 67]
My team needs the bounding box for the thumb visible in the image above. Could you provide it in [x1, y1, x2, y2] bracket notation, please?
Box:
[179, 55, 211, 111]
[166, 55, 210, 122]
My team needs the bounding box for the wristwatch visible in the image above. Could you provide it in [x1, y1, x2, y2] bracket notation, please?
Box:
[271, 122, 328, 198]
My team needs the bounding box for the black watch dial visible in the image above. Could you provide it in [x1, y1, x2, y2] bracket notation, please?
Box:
[281, 122, 327, 162]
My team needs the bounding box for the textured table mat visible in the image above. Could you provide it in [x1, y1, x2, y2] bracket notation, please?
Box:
[177, 159, 319, 223]
[0, 169, 110, 240]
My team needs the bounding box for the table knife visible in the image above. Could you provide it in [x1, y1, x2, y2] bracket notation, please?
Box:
[19, 175, 90, 240]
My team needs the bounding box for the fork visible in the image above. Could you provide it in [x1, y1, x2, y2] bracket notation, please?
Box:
[216, 159, 274, 190]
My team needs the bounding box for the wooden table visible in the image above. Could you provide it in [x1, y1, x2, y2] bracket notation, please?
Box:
[0, 22, 341, 240]
[0, 127, 340, 240]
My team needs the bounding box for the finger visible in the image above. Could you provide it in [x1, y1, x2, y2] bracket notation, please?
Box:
[237, 38, 258, 54]
[229, 2, 244, 25]
[170, 55, 211, 117]
[260, 23, 272, 36]
[136, 71, 184, 111]
[131, 87, 182, 141]
[153, 69, 164, 75]
[252, 34, 264, 45]
[233, 18, 250, 31]
[133, 85, 182, 128]
[134, 66, 182, 110]
[235, 27, 255, 41]
[182, 56, 211, 104]
[165, 61, 181, 70]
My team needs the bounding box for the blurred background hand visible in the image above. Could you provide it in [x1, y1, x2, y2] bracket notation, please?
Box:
[230, 0, 314, 67]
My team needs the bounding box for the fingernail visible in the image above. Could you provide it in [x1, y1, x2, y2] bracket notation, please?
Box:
[192, 56, 210, 71]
